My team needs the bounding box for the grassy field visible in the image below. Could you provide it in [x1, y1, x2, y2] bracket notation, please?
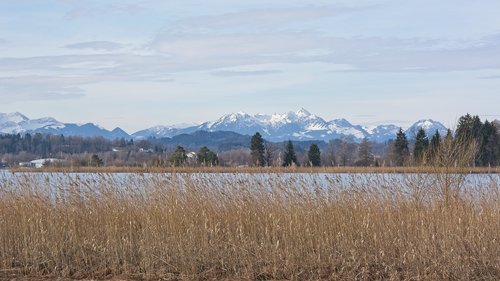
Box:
[1, 171, 499, 280]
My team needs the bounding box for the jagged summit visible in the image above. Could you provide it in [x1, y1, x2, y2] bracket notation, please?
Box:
[133, 108, 447, 143]
[406, 119, 448, 139]
[0, 112, 130, 140]
[0, 110, 452, 143]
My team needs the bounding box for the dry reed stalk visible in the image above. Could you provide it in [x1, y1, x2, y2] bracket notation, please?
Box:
[0, 171, 499, 280]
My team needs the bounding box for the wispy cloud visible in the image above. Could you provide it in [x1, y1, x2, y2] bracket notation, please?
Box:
[0, 0, 499, 130]
[1, 31, 499, 103]
[65, 3, 146, 19]
[479, 75, 500, 79]
[0, 76, 86, 104]
[0, 54, 176, 102]
[211, 70, 282, 77]
[152, 32, 320, 57]
[66, 41, 124, 51]
[169, 5, 374, 32]
[149, 30, 500, 72]
[142, 3, 500, 73]
[321, 35, 500, 72]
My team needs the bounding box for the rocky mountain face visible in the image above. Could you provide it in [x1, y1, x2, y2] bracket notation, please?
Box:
[1, 110, 451, 143]
[134, 109, 449, 143]
[0, 112, 131, 140]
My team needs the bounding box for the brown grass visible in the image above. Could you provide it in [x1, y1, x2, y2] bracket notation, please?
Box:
[1, 171, 500, 280]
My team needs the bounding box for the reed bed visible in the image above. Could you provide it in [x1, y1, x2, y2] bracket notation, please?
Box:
[1, 172, 500, 280]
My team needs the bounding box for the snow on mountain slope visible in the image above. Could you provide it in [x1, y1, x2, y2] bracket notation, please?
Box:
[328, 119, 368, 140]
[0, 113, 64, 134]
[1, 110, 455, 143]
[23, 117, 65, 131]
[135, 109, 372, 142]
[0, 112, 29, 123]
[0, 112, 131, 140]
[0, 112, 30, 134]
[405, 119, 448, 139]
[367, 124, 401, 143]
[34, 123, 131, 139]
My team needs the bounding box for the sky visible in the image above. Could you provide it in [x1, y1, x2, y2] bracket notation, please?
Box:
[0, 0, 499, 133]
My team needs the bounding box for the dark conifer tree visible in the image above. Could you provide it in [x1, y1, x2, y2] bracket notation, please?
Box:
[169, 146, 187, 166]
[392, 128, 409, 166]
[428, 130, 441, 162]
[250, 132, 266, 167]
[455, 113, 482, 143]
[196, 146, 219, 166]
[479, 121, 499, 166]
[282, 140, 298, 167]
[454, 114, 498, 166]
[307, 143, 321, 167]
[413, 128, 429, 164]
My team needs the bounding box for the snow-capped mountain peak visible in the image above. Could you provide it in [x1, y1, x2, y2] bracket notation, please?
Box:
[0, 112, 131, 140]
[0, 112, 29, 123]
[414, 119, 438, 130]
[132, 109, 404, 142]
[367, 124, 400, 143]
[1, 110, 455, 143]
[406, 119, 448, 139]
[331, 118, 353, 127]
[225, 112, 252, 123]
[296, 108, 312, 118]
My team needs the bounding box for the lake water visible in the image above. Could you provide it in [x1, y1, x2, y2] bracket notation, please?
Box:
[2, 171, 499, 198]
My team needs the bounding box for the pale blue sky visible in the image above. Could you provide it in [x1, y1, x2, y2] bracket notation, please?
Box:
[1, 0, 499, 132]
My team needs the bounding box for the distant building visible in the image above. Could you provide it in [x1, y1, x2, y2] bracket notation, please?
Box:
[19, 158, 65, 169]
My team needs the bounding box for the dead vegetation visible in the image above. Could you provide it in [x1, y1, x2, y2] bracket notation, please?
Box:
[0, 169, 499, 280]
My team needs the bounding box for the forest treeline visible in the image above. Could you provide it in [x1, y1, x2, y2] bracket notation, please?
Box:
[0, 114, 498, 168]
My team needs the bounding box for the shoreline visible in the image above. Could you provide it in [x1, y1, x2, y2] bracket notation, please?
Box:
[7, 165, 500, 174]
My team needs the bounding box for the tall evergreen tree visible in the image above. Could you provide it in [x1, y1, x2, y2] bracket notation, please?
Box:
[169, 146, 187, 166]
[455, 114, 497, 166]
[250, 132, 266, 167]
[196, 146, 219, 166]
[456, 114, 482, 142]
[478, 121, 499, 166]
[428, 130, 441, 162]
[307, 143, 321, 167]
[356, 138, 374, 166]
[282, 140, 298, 167]
[413, 128, 429, 164]
[392, 128, 409, 166]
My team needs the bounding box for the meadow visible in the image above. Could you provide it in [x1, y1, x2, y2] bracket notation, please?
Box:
[1, 170, 499, 281]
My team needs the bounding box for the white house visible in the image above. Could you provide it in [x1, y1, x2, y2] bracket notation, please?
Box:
[19, 158, 65, 168]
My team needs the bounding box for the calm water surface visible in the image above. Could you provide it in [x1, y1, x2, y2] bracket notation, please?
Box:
[2, 171, 499, 193]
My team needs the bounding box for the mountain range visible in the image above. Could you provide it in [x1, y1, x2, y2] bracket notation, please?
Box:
[0, 109, 454, 143]
[133, 109, 450, 143]
[0, 112, 130, 140]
